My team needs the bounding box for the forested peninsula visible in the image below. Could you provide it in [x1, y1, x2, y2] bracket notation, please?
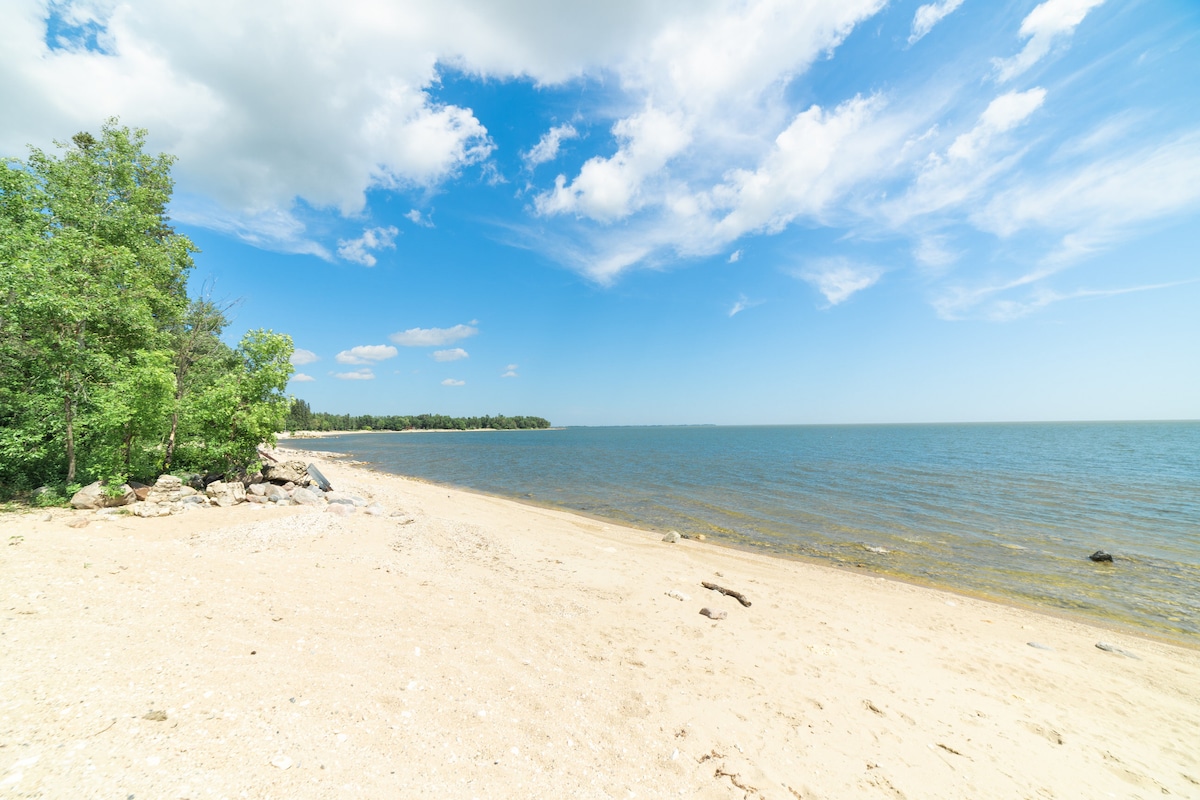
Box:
[284, 399, 550, 432]
[0, 121, 294, 502]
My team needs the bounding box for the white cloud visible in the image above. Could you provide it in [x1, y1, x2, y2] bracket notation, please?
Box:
[337, 225, 400, 267]
[335, 344, 399, 364]
[390, 324, 479, 347]
[432, 348, 469, 362]
[501, 366, 518, 378]
[728, 294, 761, 317]
[798, 258, 883, 306]
[441, 378, 465, 386]
[524, 123, 578, 168]
[291, 372, 316, 382]
[334, 368, 375, 380]
[994, 0, 1105, 82]
[727, 249, 742, 263]
[405, 209, 434, 227]
[909, 0, 965, 44]
[290, 348, 319, 365]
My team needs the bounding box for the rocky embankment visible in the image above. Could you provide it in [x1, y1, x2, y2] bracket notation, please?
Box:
[67, 459, 384, 519]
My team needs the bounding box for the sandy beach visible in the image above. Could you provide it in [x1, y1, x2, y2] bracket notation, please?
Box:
[2, 448, 1198, 799]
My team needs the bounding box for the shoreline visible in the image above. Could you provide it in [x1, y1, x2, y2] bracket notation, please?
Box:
[4, 449, 1198, 797]
[279, 440, 1198, 650]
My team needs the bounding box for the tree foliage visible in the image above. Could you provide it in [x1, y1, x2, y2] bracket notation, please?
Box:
[0, 120, 294, 495]
[283, 400, 551, 432]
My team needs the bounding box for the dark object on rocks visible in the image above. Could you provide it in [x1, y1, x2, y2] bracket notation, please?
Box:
[258, 448, 278, 463]
[1089, 550, 1114, 562]
[306, 463, 333, 492]
[143, 710, 167, 721]
[702, 581, 752, 607]
[699, 608, 727, 620]
[201, 473, 223, 489]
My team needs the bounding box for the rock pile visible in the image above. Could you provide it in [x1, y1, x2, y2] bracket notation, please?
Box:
[70, 460, 374, 518]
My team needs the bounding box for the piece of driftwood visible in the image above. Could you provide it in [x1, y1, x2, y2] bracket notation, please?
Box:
[257, 448, 279, 463]
[701, 581, 752, 607]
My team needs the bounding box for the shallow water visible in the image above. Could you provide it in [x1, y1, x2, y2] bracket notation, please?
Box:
[286, 422, 1200, 641]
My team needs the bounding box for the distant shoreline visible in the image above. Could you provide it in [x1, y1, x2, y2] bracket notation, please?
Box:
[280, 428, 562, 439]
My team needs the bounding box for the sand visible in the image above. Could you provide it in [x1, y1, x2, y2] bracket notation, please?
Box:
[2, 449, 1199, 799]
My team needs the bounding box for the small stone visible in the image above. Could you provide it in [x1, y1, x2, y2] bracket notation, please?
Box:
[699, 608, 727, 620]
[1096, 642, 1139, 659]
[143, 710, 168, 721]
[665, 590, 690, 601]
[1026, 642, 1054, 651]
[1089, 550, 1114, 562]
[662, 531, 681, 543]
[66, 517, 91, 529]
[326, 503, 353, 517]
[245, 494, 269, 504]
[364, 503, 386, 516]
[271, 755, 293, 770]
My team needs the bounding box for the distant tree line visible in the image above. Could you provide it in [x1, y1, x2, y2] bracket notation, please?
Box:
[0, 121, 294, 499]
[285, 399, 550, 432]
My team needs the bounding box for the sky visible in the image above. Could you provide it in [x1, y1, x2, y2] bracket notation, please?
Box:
[2, 0, 1199, 425]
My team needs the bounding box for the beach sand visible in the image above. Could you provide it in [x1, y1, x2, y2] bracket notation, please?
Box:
[2, 449, 1198, 799]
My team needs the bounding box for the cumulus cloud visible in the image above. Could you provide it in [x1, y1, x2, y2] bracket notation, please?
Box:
[798, 258, 883, 306]
[994, 0, 1105, 82]
[441, 378, 465, 386]
[727, 249, 742, 263]
[432, 348, 469, 362]
[524, 123, 579, 168]
[291, 372, 316, 382]
[390, 324, 478, 347]
[909, 0, 965, 45]
[334, 368, 375, 380]
[290, 348, 319, 365]
[335, 344, 399, 364]
[405, 209, 434, 227]
[337, 226, 399, 267]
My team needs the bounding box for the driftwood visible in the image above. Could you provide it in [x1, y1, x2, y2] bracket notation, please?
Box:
[701, 581, 751, 607]
[257, 448, 279, 464]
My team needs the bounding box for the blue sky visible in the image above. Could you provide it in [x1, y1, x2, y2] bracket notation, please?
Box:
[3, 0, 1198, 424]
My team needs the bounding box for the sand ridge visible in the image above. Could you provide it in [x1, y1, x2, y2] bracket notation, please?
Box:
[2, 450, 1199, 798]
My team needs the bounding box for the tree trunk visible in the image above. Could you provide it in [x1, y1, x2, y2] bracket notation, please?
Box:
[163, 409, 180, 472]
[65, 392, 75, 483]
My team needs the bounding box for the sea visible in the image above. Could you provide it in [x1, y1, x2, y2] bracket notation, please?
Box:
[285, 422, 1200, 642]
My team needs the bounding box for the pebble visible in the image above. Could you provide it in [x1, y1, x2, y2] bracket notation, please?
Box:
[699, 607, 727, 620]
[662, 531, 681, 543]
[665, 590, 690, 601]
[1096, 642, 1140, 659]
[271, 755, 293, 770]
[1026, 642, 1053, 651]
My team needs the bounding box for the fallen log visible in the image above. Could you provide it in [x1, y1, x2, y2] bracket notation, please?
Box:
[701, 581, 751, 607]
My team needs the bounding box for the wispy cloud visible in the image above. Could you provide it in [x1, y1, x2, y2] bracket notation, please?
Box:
[337, 226, 400, 267]
[728, 294, 762, 317]
[441, 378, 465, 386]
[335, 344, 398, 364]
[432, 348, 469, 362]
[909, 0, 965, 45]
[334, 368, 375, 380]
[291, 372, 316, 382]
[524, 123, 579, 168]
[798, 258, 884, 306]
[290, 348, 319, 365]
[501, 365, 519, 378]
[405, 209, 434, 227]
[993, 0, 1106, 82]
[390, 324, 479, 347]
[727, 249, 743, 263]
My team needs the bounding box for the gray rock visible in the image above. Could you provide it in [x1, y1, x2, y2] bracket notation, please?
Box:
[264, 484, 289, 502]
[262, 460, 308, 485]
[180, 495, 207, 505]
[245, 494, 269, 504]
[291, 487, 323, 505]
[248, 483, 268, 497]
[145, 474, 183, 505]
[272, 496, 295, 506]
[205, 480, 246, 507]
[178, 485, 198, 498]
[71, 481, 135, 509]
[662, 531, 681, 543]
[1089, 550, 1114, 563]
[327, 492, 368, 507]
[364, 503, 386, 516]
[326, 502, 354, 516]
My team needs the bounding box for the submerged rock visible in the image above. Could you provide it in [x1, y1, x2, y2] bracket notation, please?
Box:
[1089, 550, 1114, 563]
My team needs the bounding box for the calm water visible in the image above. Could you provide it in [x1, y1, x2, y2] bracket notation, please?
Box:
[287, 423, 1200, 641]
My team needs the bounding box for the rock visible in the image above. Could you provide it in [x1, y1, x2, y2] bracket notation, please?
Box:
[248, 483, 268, 497]
[262, 460, 308, 485]
[132, 502, 170, 518]
[282, 481, 296, 491]
[66, 517, 91, 529]
[291, 487, 323, 505]
[665, 590, 690, 601]
[205, 480, 246, 507]
[180, 494, 207, 505]
[70, 481, 135, 509]
[182, 473, 204, 490]
[1089, 550, 1114, 562]
[271, 755, 293, 770]
[245, 494, 269, 504]
[1096, 642, 1139, 659]
[178, 485, 197, 498]
[364, 503, 386, 516]
[326, 502, 354, 516]
[143, 710, 168, 721]
[144, 474, 183, 505]
[327, 492, 368, 507]
[662, 531, 681, 543]
[272, 497, 295, 506]
[699, 608, 727, 620]
[264, 484, 289, 502]
[133, 486, 150, 501]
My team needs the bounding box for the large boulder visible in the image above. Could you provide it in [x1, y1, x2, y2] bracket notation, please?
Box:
[262, 460, 308, 485]
[70, 481, 135, 510]
[291, 487, 324, 505]
[144, 474, 183, 505]
[205, 480, 247, 507]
